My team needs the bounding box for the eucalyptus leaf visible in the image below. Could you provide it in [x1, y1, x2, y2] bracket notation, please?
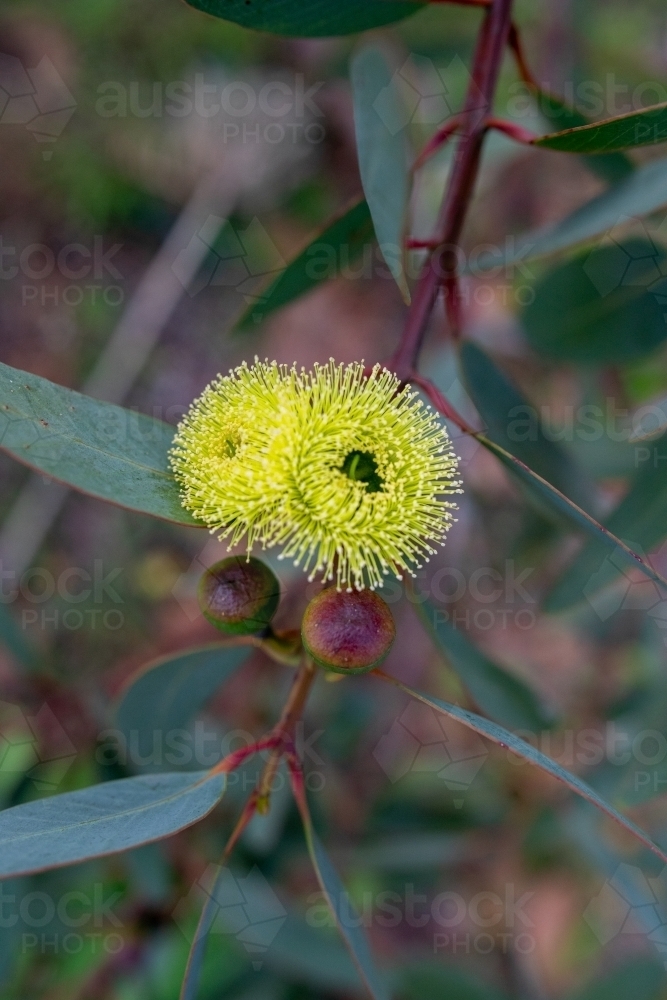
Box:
[351, 46, 410, 302]
[415, 596, 552, 731]
[521, 238, 667, 365]
[546, 434, 667, 611]
[564, 957, 666, 1000]
[183, 0, 422, 36]
[375, 673, 667, 865]
[535, 101, 667, 154]
[115, 643, 251, 773]
[472, 432, 667, 596]
[0, 771, 226, 877]
[297, 795, 391, 1000]
[472, 156, 667, 270]
[460, 342, 595, 508]
[236, 200, 374, 329]
[0, 362, 195, 525]
[533, 87, 634, 183]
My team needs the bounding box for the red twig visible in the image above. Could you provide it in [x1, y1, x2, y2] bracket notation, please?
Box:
[388, 0, 514, 379]
[507, 22, 538, 87]
[409, 372, 478, 433]
[487, 116, 537, 143]
[412, 115, 463, 172]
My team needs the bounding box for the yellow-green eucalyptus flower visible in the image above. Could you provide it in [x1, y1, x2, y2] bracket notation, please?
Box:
[170, 359, 462, 591]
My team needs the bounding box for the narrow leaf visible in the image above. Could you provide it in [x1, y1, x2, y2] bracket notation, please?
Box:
[533, 87, 634, 183]
[415, 597, 552, 731]
[180, 863, 226, 1000]
[473, 432, 667, 596]
[0, 771, 226, 877]
[236, 199, 374, 329]
[0, 604, 37, 671]
[183, 0, 423, 36]
[460, 342, 595, 509]
[115, 643, 250, 772]
[293, 779, 391, 1000]
[521, 237, 667, 365]
[351, 46, 410, 302]
[565, 957, 666, 1000]
[472, 156, 667, 270]
[0, 362, 195, 525]
[374, 672, 667, 865]
[534, 101, 667, 154]
[546, 435, 667, 611]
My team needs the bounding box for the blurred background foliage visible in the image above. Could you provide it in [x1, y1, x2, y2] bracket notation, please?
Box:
[3, 0, 667, 997]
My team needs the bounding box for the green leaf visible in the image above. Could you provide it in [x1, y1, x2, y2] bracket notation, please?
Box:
[295, 788, 390, 1000]
[0, 362, 196, 525]
[374, 673, 667, 865]
[236, 200, 374, 329]
[535, 101, 667, 154]
[400, 961, 509, 1000]
[565, 958, 666, 1000]
[182, 0, 423, 36]
[115, 644, 251, 773]
[534, 88, 634, 183]
[0, 604, 37, 671]
[467, 428, 667, 598]
[351, 46, 410, 302]
[0, 771, 226, 877]
[180, 864, 232, 1000]
[545, 435, 667, 611]
[415, 597, 552, 731]
[521, 238, 667, 365]
[472, 156, 667, 270]
[460, 342, 595, 509]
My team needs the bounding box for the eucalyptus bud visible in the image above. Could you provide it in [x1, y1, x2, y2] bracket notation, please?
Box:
[301, 587, 395, 674]
[198, 557, 280, 636]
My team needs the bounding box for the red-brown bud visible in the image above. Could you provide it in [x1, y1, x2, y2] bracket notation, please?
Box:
[198, 557, 280, 636]
[301, 588, 395, 674]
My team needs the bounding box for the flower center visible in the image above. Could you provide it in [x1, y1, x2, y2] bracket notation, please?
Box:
[341, 450, 383, 493]
[222, 431, 242, 459]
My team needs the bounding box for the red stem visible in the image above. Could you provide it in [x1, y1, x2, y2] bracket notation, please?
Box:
[389, 0, 514, 379]
[507, 22, 538, 87]
[487, 116, 537, 143]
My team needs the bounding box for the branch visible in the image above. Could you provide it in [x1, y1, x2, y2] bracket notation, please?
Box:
[388, 0, 515, 378]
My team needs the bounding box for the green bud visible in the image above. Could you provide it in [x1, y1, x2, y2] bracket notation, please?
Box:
[301, 587, 395, 674]
[198, 557, 280, 636]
